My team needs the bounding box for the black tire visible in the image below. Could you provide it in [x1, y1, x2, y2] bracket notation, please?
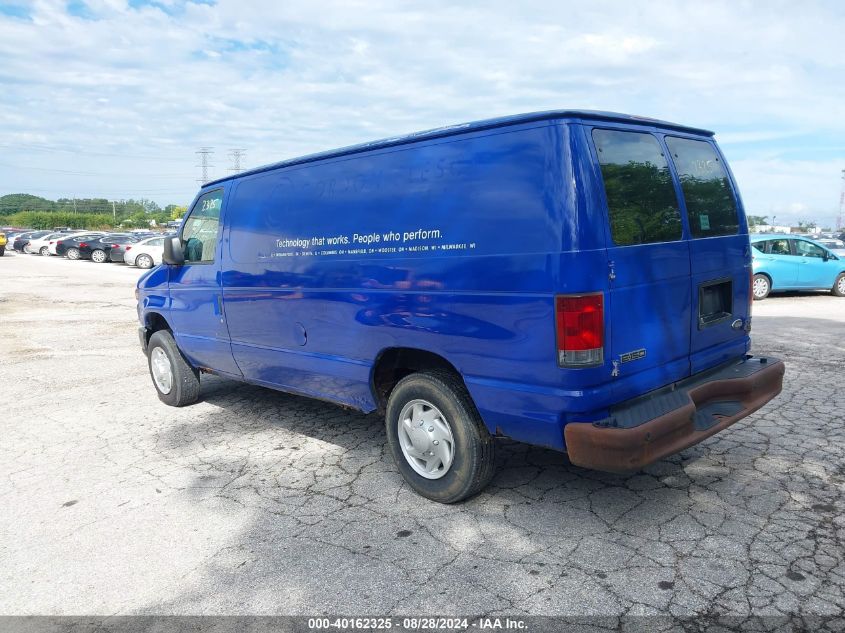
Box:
[39, 246, 50, 256]
[91, 249, 107, 263]
[147, 330, 200, 407]
[66, 247, 80, 260]
[833, 273, 845, 297]
[752, 274, 770, 300]
[385, 370, 495, 503]
[0, 246, 4, 256]
[137, 254, 154, 269]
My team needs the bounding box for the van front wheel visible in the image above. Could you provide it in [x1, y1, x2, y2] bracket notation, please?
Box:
[147, 330, 200, 407]
[386, 371, 495, 503]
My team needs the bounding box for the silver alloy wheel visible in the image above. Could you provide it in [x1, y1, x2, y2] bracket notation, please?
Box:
[838, 276, 845, 295]
[397, 399, 455, 479]
[40, 246, 49, 256]
[67, 248, 79, 260]
[91, 249, 106, 263]
[753, 276, 769, 299]
[150, 347, 173, 394]
[137, 254, 153, 269]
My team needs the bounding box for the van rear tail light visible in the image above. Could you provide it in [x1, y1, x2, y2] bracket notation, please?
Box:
[556, 293, 604, 367]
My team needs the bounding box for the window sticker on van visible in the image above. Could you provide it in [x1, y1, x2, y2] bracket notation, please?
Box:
[665, 136, 739, 238]
[592, 129, 682, 246]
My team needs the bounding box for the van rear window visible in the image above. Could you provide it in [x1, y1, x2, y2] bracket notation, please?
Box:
[665, 137, 739, 238]
[592, 129, 682, 246]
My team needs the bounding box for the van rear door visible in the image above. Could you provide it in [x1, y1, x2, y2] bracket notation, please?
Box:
[664, 136, 750, 373]
[590, 127, 693, 398]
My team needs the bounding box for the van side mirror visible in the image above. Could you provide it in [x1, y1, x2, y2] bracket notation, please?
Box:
[163, 236, 185, 266]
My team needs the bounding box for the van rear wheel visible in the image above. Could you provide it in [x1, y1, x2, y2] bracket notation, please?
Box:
[385, 371, 495, 503]
[147, 330, 200, 407]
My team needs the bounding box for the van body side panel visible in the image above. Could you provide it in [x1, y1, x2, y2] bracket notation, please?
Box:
[222, 123, 571, 439]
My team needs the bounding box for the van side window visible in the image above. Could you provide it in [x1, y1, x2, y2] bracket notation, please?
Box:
[592, 129, 682, 246]
[182, 189, 223, 263]
[665, 137, 739, 238]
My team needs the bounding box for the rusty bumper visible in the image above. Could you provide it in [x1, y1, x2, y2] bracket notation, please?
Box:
[564, 356, 785, 473]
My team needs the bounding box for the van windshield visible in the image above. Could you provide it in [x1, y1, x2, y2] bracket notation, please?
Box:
[592, 129, 682, 246]
[665, 136, 739, 238]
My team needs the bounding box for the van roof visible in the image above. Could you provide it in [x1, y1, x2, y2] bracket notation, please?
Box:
[205, 110, 714, 188]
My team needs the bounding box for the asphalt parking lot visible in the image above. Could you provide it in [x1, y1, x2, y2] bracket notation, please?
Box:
[1, 251, 844, 618]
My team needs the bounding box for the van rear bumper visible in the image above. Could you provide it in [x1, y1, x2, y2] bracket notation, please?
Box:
[563, 356, 785, 473]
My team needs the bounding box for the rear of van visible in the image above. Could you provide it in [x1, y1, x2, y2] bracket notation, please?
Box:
[558, 116, 784, 472]
[138, 110, 784, 503]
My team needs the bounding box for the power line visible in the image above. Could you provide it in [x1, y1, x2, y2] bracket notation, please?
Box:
[0, 161, 193, 178]
[0, 142, 191, 162]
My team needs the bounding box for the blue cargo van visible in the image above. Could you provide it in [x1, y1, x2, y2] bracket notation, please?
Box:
[137, 110, 784, 503]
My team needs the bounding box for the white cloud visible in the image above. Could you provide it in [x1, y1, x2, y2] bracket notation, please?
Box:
[727, 157, 843, 227]
[0, 0, 842, 215]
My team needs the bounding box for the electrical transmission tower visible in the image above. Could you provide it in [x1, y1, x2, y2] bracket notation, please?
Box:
[196, 147, 215, 185]
[228, 149, 246, 174]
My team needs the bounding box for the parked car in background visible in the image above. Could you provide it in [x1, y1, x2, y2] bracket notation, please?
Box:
[817, 238, 845, 257]
[108, 234, 148, 262]
[751, 234, 845, 299]
[12, 231, 51, 253]
[26, 231, 72, 256]
[47, 231, 88, 255]
[123, 235, 170, 268]
[0, 231, 6, 256]
[78, 234, 139, 263]
[55, 233, 106, 259]
[108, 235, 150, 262]
[2, 229, 29, 249]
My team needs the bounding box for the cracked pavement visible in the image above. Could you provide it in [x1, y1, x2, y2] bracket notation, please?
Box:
[1, 252, 844, 618]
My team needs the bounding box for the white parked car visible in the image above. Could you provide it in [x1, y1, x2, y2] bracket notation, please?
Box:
[818, 238, 845, 257]
[123, 235, 168, 268]
[26, 232, 70, 256]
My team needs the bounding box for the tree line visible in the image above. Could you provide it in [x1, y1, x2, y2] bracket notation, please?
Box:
[0, 193, 187, 229]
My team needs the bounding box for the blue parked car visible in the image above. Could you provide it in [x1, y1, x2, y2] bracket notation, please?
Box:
[750, 234, 845, 300]
[137, 110, 785, 502]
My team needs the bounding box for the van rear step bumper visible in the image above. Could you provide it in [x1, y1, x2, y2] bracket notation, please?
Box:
[564, 356, 785, 473]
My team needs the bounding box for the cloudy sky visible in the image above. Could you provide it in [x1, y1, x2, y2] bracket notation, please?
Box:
[0, 0, 843, 226]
